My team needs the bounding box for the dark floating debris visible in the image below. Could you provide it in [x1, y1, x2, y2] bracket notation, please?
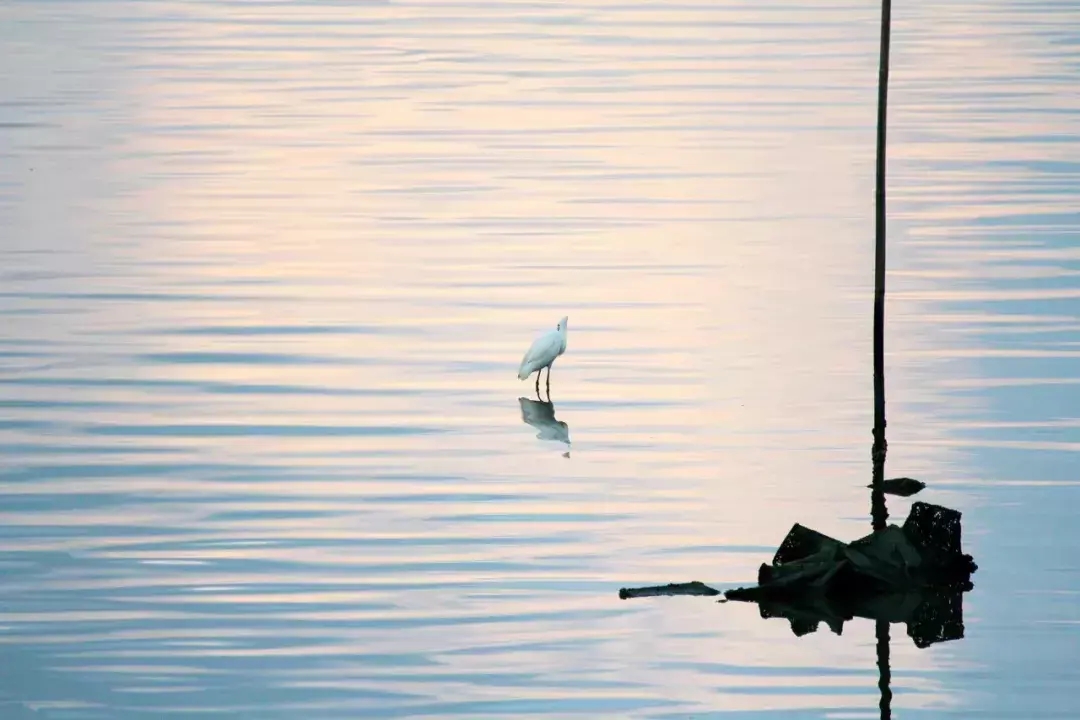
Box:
[727, 501, 976, 597]
[869, 477, 926, 497]
[619, 502, 977, 648]
[619, 581, 719, 599]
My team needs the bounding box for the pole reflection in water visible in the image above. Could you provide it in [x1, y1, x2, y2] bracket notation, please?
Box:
[877, 614, 892, 720]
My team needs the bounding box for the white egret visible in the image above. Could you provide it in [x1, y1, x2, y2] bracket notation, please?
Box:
[517, 316, 568, 397]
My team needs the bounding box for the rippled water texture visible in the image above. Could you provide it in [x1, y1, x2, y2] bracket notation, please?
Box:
[2, 1, 1079, 717]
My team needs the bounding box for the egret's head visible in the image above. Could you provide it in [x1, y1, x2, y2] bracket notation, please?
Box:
[557, 316, 568, 332]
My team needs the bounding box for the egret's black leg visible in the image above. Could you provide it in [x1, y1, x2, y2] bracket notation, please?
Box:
[545, 366, 551, 397]
[535, 370, 541, 396]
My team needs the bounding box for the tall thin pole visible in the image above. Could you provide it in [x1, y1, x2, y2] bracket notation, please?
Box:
[873, 0, 892, 450]
[872, 5, 894, 719]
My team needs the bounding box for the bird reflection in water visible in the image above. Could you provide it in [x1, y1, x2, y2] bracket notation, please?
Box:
[518, 396, 571, 457]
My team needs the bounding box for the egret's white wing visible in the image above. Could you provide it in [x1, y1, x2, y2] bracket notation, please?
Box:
[518, 329, 562, 379]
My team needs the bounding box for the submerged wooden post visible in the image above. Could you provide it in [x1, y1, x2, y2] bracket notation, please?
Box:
[877, 619, 893, 719]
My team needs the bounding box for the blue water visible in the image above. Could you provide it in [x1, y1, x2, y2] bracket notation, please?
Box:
[1, 0, 1079, 717]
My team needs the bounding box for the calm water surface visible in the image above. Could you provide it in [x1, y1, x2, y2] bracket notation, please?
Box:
[2, 0, 1079, 717]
